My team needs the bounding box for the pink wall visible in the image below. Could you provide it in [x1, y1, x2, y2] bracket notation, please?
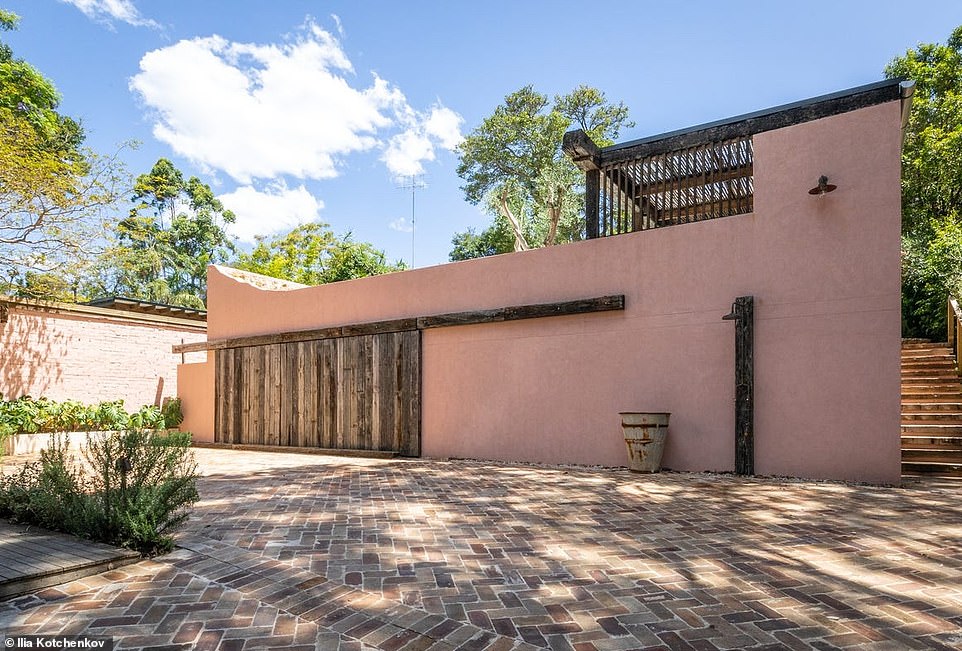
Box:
[1, 303, 207, 410]
[187, 100, 902, 483]
[177, 358, 214, 442]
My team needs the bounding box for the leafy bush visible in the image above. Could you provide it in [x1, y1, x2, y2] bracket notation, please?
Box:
[0, 435, 89, 532]
[94, 400, 129, 431]
[129, 405, 165, 431]
[0, 430, 198, 555]
[0, 396, 173, 437]
[161, 397, 184, 429]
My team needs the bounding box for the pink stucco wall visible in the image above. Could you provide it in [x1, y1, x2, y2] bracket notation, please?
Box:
[177, 358, 214, 442]
[184, 100, 902, 484]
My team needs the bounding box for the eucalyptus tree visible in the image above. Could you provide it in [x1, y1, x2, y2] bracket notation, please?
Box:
[0, 10, 124, 297]
[886, 26, 962, 337]
[454, 85, 632, 256]
[86, 159, 236, 307]
[232, 222, 405, 285]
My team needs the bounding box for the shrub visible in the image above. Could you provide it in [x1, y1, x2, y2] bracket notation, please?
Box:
[0, 397, 171, 435]
[161, 397, 184, 429]
[0, 430, 198, 555]
[129, 405, 165, 431]
[94, 400, 129, 431]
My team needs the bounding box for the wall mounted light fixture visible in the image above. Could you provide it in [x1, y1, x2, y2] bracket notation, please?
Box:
[808, 175, 837, 196]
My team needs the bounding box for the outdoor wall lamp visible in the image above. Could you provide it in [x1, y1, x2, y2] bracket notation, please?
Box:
[808, 175, 837, 196]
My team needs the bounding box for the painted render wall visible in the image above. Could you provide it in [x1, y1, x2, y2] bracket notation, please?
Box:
[182, 100, 902, 483]
[0, 302, 207, 410]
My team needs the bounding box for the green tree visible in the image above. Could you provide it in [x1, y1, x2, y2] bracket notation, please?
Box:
[449, 216, 519, 262]
[886, 27, 962, 337]
[0, 11, 124, 296]
[232, 223, 405, 285]
[454, 85, 632, 257]
[85, 159, 235, 307]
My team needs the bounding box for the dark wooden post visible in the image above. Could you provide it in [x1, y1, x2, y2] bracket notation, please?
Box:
[585, 169, 600, 239]
[563, 129, 602, 240]
[722, 296, 754, 475]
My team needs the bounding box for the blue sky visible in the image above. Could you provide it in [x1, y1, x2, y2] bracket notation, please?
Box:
[3, 1, 962, 268]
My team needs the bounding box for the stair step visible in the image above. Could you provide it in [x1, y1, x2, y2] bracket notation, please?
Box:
[901, 412, 962, 422]
[901, 401, 962, 411]
[900, 460, 962, 477]
[900, 343, 961, 478]
[900, 376, 962, 384]
[900, 365, 958, 373]
[902, 385, 962, 402]
[902, 449, 962, 463]
[901, 435, 962, 449]
[902, 424, 962, 436]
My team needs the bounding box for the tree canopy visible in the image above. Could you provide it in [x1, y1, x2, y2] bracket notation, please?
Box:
[82, 158, 236, 308]
[232, 222, 405, 286]
[0, 11, 123, 292]
[886, 26, 962, 337]
[453, 85, 632, 258]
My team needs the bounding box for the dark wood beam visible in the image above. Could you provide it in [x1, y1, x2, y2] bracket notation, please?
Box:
[723, 296, 754, 476]
[648, 195, 754, 225]
[600, 80, 902, 166]
[562, 129, 602, 171]
[585, 169, 600, 238]
[632, 163, 753, 198]
[601, 167, 657, 230]
[417, 295, 624, 329]
[173, 295, 626, 353]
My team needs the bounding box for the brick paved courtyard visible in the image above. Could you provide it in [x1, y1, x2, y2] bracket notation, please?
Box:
[1, 448, 961, 650]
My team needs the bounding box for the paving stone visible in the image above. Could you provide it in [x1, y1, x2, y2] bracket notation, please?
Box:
[0, 449, 961, 650]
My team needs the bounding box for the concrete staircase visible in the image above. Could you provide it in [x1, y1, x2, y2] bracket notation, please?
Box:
[901, 341, 962, 478]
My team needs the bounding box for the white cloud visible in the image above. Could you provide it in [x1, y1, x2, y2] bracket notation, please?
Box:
[330, 14, 344, 37]
[424, 106, 464, 150]
[389, 217, 413, 233]
[383, 130, 435, 179]
[130, 21, 461, 185]
[218, 182, 324, 242]
[59, 0, 158, 28]
[382, 104, 464, 179]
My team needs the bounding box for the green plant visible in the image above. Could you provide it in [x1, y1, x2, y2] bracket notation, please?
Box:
[161, 398, 184, 429]
[0, 435, 89, 530]
[129, 405, 165, 431]
[0, 397, 172, 436]
[0, 421, 13, 456]
[1, 396, 42, 433]
[0, 430, 198, 555]
[94, 400, 129, 431]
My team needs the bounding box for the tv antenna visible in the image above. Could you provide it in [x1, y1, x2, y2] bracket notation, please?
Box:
[397, 175, 425, 267]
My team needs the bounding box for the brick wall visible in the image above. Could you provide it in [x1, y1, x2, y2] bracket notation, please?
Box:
[0, 302, 206, 410]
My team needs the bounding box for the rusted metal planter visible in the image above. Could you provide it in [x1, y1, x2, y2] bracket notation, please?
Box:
[620, 412, 669, 473]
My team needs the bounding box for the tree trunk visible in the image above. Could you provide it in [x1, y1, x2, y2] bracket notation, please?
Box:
[499, 190, 529, 252]
[545, 204, 560, 247]
[543, 186, 565, 247]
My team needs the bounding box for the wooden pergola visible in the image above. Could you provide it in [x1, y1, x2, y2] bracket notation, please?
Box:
[563, 79, 908, 238]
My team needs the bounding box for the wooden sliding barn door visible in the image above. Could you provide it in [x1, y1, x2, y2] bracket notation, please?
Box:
[214, 330, 420, 455]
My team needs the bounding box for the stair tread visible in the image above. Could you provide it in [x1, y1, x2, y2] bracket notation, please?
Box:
[899, 344, 961, 478]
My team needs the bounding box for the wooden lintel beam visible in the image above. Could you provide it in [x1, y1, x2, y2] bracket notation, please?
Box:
[600, 81, 901, 166]
[417, 295, 624, 329]
[173, 318, 417, 353]
[562, 129, 602, 171]
[172, 295, 625, 354]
